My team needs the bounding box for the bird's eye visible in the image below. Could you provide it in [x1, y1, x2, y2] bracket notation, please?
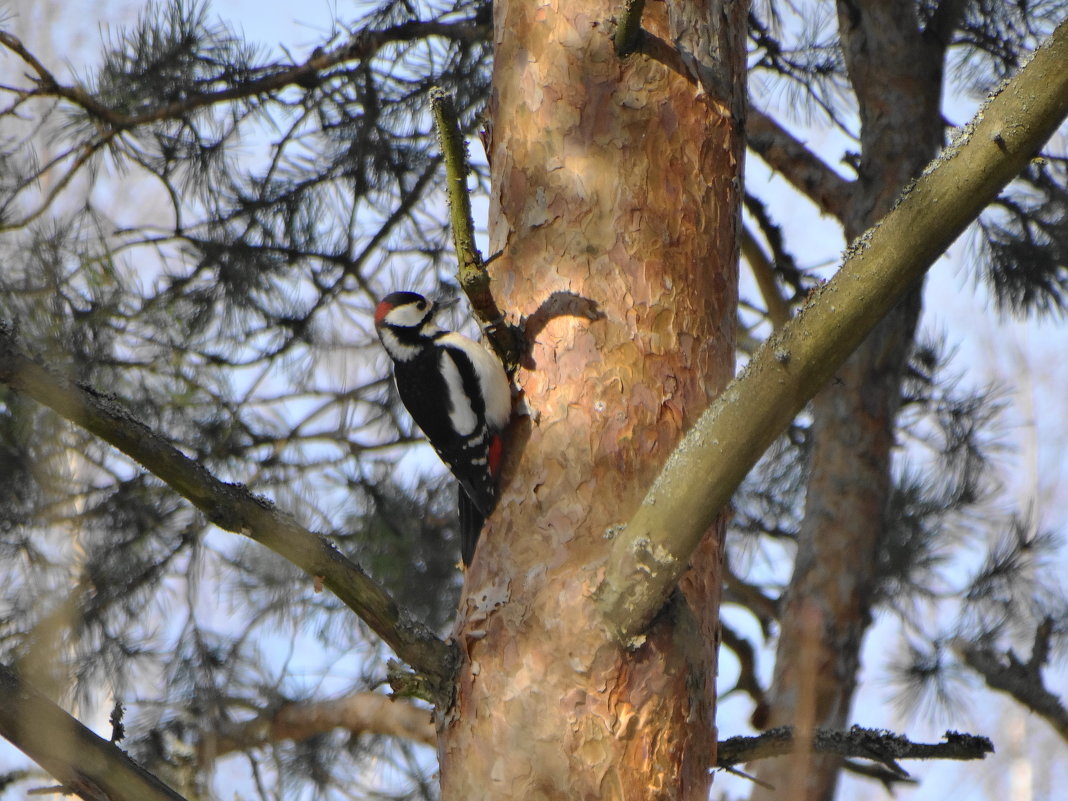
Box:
[417, 300, 427, 310]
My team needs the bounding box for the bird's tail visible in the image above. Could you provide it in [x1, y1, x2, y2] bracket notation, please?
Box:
[457, 487, 485, 566]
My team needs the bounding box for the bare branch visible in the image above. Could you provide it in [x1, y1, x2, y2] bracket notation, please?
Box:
[0, 21, 489, 131]
[430, 88, 523, 371]
[747, 108, 855, 220]
[955, 621, 1068, 744]
[717, 726, 993, 774]
[740, 224, 791, 329]
[0, 663, 187, 801]
[720, 623, 769, 723]
[208, 692, 436, 761]
[430, 88, 483, 280]
[723, 562, 779, 632]
[614, 0, 647, 57]
[0, 323, 456, 690]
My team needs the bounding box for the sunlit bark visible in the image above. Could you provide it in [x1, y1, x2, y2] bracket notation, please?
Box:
[437, 0, 745, 797]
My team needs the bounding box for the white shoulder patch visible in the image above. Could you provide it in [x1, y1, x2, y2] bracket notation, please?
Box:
[438, 332, 511, 430]
[440, 348, 479, 435]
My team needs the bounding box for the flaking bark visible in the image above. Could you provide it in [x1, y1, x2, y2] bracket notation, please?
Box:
[438, 0, 745, 797]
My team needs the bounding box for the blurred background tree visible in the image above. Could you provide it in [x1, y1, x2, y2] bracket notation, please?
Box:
[0, 0, 1065, 799]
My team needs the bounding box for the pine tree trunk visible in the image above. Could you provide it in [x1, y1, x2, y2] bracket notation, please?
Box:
[437, 1, 745, 797]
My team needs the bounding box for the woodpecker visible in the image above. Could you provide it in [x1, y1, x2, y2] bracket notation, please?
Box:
[374, 291, 511, 565]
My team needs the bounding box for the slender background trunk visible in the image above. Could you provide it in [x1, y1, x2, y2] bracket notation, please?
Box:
[437, 0, 745, 797]
[752, 3, 956, 799]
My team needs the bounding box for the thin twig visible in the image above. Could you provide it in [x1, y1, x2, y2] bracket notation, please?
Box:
[717, 726, 994, 774]
[0, 22, 488, 131]
[740, 224, 791, 330]
[429, 87, 522, 371]
[955, 621, 1068, 744]
[429, 88, 483, 280]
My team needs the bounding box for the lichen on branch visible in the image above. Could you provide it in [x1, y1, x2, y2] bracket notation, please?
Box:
[596, 19, 1068, 642]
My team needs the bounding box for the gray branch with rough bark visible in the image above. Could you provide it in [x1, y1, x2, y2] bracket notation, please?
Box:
[596, 18, 1068, 641]
[0, 322, 455, 690]
[0, 659, 991, 801]
[717, 725, 993, 775]
[0, 663, 186, 801]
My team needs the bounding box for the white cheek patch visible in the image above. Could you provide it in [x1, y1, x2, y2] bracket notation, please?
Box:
[384, 304, 429, 327]
[440, 350, 478, 435]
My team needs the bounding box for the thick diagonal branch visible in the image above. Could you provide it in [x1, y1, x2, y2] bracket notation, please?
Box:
[0, 324, 455, 687]
[597, 20, 1068, 640]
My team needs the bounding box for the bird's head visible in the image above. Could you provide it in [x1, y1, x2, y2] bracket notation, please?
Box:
[374, 291, 439, 332]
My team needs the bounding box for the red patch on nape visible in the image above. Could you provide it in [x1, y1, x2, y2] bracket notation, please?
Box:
[487, 434, 504, 479]
[373, 300, 393, 326]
